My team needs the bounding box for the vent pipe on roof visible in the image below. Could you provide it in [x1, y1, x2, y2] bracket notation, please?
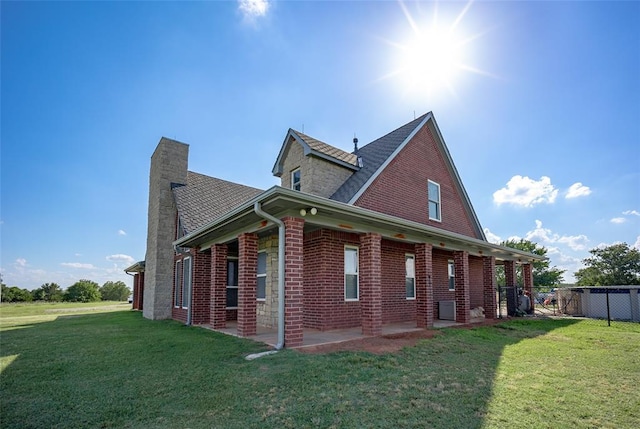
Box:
[353, 135, 363, 168]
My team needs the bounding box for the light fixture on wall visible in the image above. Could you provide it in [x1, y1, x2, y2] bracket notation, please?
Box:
[299, 207, 318, 217]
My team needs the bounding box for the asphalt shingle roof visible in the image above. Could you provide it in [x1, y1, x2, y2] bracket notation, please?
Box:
[173, 171, 263, 234]
[292, 130, 358, 166]
[330, 113, 429, 203]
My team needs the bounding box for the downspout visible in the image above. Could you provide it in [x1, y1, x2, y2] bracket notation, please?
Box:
[253, 202, 285, 350]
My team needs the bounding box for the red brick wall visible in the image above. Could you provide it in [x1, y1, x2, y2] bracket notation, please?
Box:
[283, 217, 305, 347]
[303, 229, 362, 330]
[237, 233, 257, 337]
[190, 248, 211, 325]
[210, 244, 228, 328]
[483, 256, 497, 319]
[380, 240, 417, 324]
[415, 243, 434, 328]
[454, 251, 470, 324]
[432, 249, 456, 316]
[469, 256, 484, 309]
[354, 124, 480, 239]
[132, 272, 144, 311]
[360, 233, 382, 336]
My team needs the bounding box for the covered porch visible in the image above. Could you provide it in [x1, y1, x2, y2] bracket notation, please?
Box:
[176, 186, 544, 349]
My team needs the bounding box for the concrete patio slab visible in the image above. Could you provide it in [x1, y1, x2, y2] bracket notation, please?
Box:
[200, 317, 488, 349]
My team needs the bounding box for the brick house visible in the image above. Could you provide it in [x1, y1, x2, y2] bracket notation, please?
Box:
[125, 112, 543, 348]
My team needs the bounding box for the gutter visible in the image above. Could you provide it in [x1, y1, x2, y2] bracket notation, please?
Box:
[253, 202, 285, 350]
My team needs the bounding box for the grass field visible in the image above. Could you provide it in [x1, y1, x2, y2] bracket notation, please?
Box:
[1, 303, 639, 429]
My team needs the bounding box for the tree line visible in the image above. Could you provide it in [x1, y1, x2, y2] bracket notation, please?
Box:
[1, 280, 131, 303]
[2, 242, 638, 303]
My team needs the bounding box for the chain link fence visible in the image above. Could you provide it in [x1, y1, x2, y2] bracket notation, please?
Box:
[497, 286, 640, 325]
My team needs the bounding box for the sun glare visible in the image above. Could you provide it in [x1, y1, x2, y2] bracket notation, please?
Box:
[384, 1, 486, 100]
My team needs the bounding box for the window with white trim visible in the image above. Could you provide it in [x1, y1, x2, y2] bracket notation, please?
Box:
[344, 246, 359, 301]
[291, 168, 301, 191]
[174, 260, 182, 307]
[405, 254, 416, 299]
[181, 257, 192, 308]
[428, 180, 441, 222]
[448, 259, 455, 291]
[226, 258, 238, 309]
[257, 251, 267, 300]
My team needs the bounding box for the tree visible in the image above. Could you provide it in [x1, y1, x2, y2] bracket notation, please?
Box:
[575, 243, 640, 286]
[100, 281, 131, 301]
[495, 239, 565, 288]
[64, 279, 101, 302]
[1, 284, 34, 302]
[31, 283, 64, 302]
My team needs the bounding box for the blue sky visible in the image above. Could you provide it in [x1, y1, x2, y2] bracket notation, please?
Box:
[2, 0, 639, 290]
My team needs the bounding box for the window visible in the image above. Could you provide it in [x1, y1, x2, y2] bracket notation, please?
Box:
[428, 180, 441, 222]
[226, 258, 238, 308]
[448, 259, 455, 291]
[257, 251, 267, 300]
[344, 246, 359, 301]
[182, 257, 192, 308]
[406, 254, 416, 299]
[291, 168, 301, 191]
[174, 260, 182, 307]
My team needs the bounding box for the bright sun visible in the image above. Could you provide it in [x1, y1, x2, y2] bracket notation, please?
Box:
[385, 1, 486, 99]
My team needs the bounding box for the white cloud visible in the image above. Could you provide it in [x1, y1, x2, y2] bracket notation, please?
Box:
[493, 175, 558, 207]
[610, 217, 626, 224]
[634, 236, 640, 250]
[556, 234, 589, 251]
[483, 228, 501, 244]
[623, 210, 640, 217]
[106, 254, 135, 265]
[238, 0, 270, 20]
[524, 219, 589, 251]
[15, 258, 27, 267]
[118, 229, 127, 236]
[61, 262, 96, 269]
[565, 182, 591, 199]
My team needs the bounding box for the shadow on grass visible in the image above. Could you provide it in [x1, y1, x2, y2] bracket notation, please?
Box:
[1, 312, 586, 429]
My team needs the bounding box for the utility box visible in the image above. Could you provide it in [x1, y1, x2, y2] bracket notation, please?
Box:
[439, 300, 456, 321]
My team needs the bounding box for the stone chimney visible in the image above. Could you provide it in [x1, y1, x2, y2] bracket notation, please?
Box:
[143, 137, 188, 320]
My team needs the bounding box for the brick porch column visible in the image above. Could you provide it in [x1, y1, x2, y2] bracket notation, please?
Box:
[454, 251, 470, 324]
[504, 260, 517, 287]
[360, 233, 382, 336]
[237, 233, 258, 337]
[523, 263, 534, 311]
[482, 256, 497, 319]
[415, 243, 434, 328]
[190, 248, 211, 325]
[210, 244, 228, 329]
[283, 217, 304, 348]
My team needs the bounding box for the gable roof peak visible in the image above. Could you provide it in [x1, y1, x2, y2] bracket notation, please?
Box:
[272, 128, 359, 177]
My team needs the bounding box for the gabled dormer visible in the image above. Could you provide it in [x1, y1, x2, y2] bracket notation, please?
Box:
[272, 129, 359, 198]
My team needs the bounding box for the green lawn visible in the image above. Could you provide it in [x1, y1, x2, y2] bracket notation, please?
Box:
[1, 304, 638, 429]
